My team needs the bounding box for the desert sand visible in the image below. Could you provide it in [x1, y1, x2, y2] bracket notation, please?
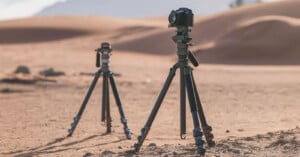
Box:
[0, 0, 299, 156]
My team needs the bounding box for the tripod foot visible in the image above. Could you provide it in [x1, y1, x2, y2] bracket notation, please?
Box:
[203, 125, 215, 147]
[181, 134, 186, 139]
[193, 128, 206, 155]
[67, 115, 80, 136]
[124, 128, 131, 140]
[134, 127, 150, 152]
[121, 118, 131, 139]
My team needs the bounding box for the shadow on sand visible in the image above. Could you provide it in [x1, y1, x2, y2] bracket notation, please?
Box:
[3, 133, 125, 157]
[0, 27, 90, 44]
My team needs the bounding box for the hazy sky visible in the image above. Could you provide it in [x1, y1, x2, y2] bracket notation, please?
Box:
[0, 0, 233, 20]
[0, 0, 282, 20]
[0, 0, 65, 20]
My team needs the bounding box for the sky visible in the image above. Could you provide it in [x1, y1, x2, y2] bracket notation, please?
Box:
[0, 0, 283, 20]
[0, 0, 231, 20]
[0, 0, 65, 20]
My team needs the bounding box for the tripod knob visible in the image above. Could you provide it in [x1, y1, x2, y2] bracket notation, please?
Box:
[187, 42, 193, 46]
[188, 51, 199, 67]
[96, 52, 100, 67]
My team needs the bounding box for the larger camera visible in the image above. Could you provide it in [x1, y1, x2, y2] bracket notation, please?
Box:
[168, 8, 193, 27]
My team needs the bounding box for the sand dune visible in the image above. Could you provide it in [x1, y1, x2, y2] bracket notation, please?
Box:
[2, 0, 299, 64]
[0, 16, 129, 32]
[190, 0, 300, 65]
[196, 15, 300, 65]
[0, 16, 165, 44]
[192, 0, 300, 44]
[113, 0, 300, 64]
[0, 16, 116, 44]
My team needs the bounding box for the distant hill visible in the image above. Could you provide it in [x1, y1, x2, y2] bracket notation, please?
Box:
[3, 0, 298, 65]
[36, 0, 232, 18]
[111, 0, 300, 65]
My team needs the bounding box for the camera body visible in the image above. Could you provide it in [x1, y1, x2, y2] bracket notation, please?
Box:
[99, 42, 112, 54]
[168, 8, 193, 27]
[95, 42, 112, 68]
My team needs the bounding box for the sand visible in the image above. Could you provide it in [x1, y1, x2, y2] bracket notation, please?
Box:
[0, 0, 300, 156]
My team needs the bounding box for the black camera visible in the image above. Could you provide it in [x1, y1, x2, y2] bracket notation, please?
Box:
[95, 42, 112, 67]
[99, 42, 112, 54]
[168, 8, 193, 27]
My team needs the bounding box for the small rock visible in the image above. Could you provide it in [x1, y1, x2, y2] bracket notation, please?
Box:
[15, 65, 30, 74]
[226, 130, 230, 133]
[237, 129, 244, 132]
[244, 137, 254, 141]
[148, 143, 157, 147]
[256, 134, 263, 139]
[118, 146, 122, 149]
[231, 149, 241, 154]
[39, 68, 65, 77]
[101, 150, 115, 156]
[83, 152, 94, 157]
[267, 132, 274, 136]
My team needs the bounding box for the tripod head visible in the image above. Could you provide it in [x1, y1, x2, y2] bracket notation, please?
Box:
[95, 42, 112, 70]
[169, 8, 199, 67]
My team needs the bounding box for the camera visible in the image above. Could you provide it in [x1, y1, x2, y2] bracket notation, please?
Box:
[99, 42, 112, 54]
[95, 42, 112, 67]
[168, 8, 194, 27]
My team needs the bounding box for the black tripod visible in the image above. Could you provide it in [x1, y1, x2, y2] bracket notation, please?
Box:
[134, 26, 215, 154]
[67, 42, 131, 139]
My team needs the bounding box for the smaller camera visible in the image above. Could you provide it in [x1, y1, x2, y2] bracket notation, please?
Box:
[168, 8, 193, 27]
[95, 42, 112, 67]
[100, 42, 112, 53]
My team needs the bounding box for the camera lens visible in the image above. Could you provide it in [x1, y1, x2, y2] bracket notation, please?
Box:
[168, 10, 177, 25]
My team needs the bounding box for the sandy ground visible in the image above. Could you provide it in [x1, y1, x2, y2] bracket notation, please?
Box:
[1, 1, 300, 156]
[1, 51, 299, 156]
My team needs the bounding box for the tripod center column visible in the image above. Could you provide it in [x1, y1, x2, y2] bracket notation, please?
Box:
[173, 27, 191, 66]
[101, 52, 110, 72]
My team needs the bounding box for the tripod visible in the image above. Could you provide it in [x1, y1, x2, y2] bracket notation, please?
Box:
[134, 26, 215, 154]
[67, 42, 131, 139]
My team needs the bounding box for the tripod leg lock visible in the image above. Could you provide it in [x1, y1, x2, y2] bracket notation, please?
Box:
[67, 115, 81, 136]
[193, 128, 206, 155]
[121, 117, 127, 124]
[134, 127, 150, 152]
[203, 125, 216, 147]
[124, 128, 131, 140]
[120, 117, 131, 139]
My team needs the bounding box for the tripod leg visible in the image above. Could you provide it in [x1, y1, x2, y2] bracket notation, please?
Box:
[106, 75, 112, 133]
[67, 71, 101, 137]
[134, 64, 179, 152]
[101, 73, 107, 122]
[180, 67, 186, 139]
[109, 72, 131, 139]
[191, 71, 215, 147]
[185, 68, 206, 155]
